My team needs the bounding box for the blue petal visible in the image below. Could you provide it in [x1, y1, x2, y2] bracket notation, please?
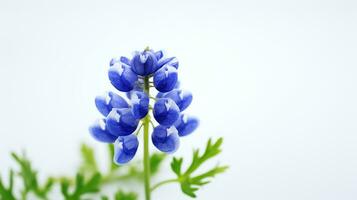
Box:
[153, 65, 178, 92]
[153, 98, 180, 126]
[152, 125, 180, 153]
[95, 91, 129, 116]
[174, 80, 180, 89]
[128, 91, 149, 119]
[156, 92, 165, 98]
[157, 57, 179, 70]
[109, 56, 131, 67]
[125, 79, 144, 99]
[174, 114, 199, 137]
[162, 89, 192, 111]
[106, 108, 139, 136]
[89, 119, 117, 143]
[120, 56, 131, 66]
[155, 81, 180, 98]
[130, 51, 158, 76]
[154, 50, 164, 60]
[108, 63, 138, 92]
[113, 134, 139, 164]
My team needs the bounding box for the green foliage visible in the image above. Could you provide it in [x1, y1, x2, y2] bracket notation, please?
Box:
[107, 144, 119, 172]
[150, 153, 166, 175]
[11, 152, 54, 199]
[0, 170, 16, 200]
[102, 190, 138, 200]
[0, 138, 225, 199]
[169, 138, 228, 198]
[114, 190, 137, 200]
[79, 144, 99, 177]
[60, 173, 101, 200]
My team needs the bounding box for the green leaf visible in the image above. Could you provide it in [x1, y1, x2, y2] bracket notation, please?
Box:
[150, 153, 166, 175]
[184, 138, 223, 175]
[0, 170, 16, 200]
[108, 144, 119, 172]
[170, 157, 183, 176]
[169, 138, 227, 198]
[60, 172, 101, 200]
[101, 196, 110, 200]
[11, 152, 54, 199]
[79, 144, 98, 176]
[114, 190, 137, 200]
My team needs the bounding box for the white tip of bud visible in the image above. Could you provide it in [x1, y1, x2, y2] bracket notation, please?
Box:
[99, 119, 106, 130]
[167, 126, 178, 136]
[182, 114, 188, 123]
[140, 54, 148, 63]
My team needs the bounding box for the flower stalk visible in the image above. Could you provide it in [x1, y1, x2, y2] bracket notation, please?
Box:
[143, 75, 151, 200]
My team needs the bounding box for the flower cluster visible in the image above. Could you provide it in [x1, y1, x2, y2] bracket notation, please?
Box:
[89, 49, 199, 164]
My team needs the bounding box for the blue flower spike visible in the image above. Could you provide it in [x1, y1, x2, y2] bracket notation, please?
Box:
[153, 64, 178, 92]
[129, 91, 149, 119]
[108, 62, 138, 92]
[89, 119, 117, 143]
[152, 125, 180, 153]
[90, 48, 199, 165]
[114, 134, 139, 164]
[153, 98, 180, 126]
[106, 108, 139, 136]
[174, 114, 199, 137]
[95, 91, 130, 116]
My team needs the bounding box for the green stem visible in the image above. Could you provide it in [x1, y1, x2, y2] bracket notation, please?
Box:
[151, 179, 179, 191]
[143, 76, 151, 200]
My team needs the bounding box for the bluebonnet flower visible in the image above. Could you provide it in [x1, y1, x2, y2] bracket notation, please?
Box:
[106, 108, 139, 136]
[128, 91, 149, 119]
[113, 134, 139, 164]
[152, 126, 180, 153]
[174, 114, 199, 137]
[89, 119, 117, 143]
[95, 91, 129, 116]
[160, 89, 192, 111]
[108, 62, 138, 92]
[130, 51, 158, 75]
[153, 65, 178, 92]
[153, 98, 180, 126]
[89, 48, 199, 164]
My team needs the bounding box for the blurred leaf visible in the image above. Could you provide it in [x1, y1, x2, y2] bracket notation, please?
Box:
[150, 153, 166, 175]
[11, 152, 54, 199]
[114, 190, 137, 200]
[101, 196, 110, 200]
[0, 170, 16, 200]
[101, 190, 137, 200]
[79, 144, 98, 177]
[108, 144, 119, 172]
[60, 172, 101, 200]
[169, 138, 228, 198]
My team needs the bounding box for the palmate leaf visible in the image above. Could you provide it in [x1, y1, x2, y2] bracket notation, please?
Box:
[170, 138, 228, 198]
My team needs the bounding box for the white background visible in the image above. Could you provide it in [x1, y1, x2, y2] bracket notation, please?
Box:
[1, 0, 357, 199]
